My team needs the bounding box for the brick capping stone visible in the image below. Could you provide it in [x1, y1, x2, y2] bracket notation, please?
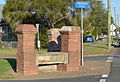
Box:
[16, 24, 39, 75]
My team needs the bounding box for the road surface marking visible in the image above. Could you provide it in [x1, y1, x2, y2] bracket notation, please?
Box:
[102, 74, 108, 78]
[99, 79, 106, 82]
[99, 74, 108, 82]
[106, 60, 112, 62]
[107, 57, 113, 60]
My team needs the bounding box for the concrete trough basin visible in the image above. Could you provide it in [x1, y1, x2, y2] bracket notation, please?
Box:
[36, 52, 68, 72]
[36, 52, 68, 65]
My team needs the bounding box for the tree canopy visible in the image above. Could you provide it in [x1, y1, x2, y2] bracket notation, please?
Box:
[3, 0, 70, 29]
[3, 0, 109, 33]
[2, 0, 112, 48]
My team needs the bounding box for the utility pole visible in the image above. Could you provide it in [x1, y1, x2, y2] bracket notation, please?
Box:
[117, 14, 119, 38]
[114, 7, 117, 25]
[117, 14, 119, 26]
[108, 0, 111, 50]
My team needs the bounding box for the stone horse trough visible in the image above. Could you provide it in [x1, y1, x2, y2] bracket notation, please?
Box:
[16, 25, 81, 75]
[36, 52, 68, 72]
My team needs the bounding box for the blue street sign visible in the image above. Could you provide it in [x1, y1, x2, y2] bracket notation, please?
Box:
[74, 1, 90, 8]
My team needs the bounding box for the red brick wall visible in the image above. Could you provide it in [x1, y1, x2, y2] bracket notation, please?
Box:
[58, 26, 81, 72]
[60, 31, 69, 52]
[16, 24, 39, 75]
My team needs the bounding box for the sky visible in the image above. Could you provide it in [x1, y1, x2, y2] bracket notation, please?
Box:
[102, 0, 120, 26]
[0, 0, 6, 4]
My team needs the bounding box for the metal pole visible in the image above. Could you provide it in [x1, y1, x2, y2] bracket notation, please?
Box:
[117, 14, 119, 26]
[117, 14, 119, 35]
[108, 0, 111, 50]
[114, 7, 119, 40]
[36, 24, 40, 51]
[112, 24, 113, 44]
[118, 14, 120, 34]
[114, 7, 116, 25]
[81, 8, 84, 66]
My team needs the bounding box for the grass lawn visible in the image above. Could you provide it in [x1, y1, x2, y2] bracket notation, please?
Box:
[37, 48, 47, 53]
[37, 40, 109, 56]
[83, 40, 102, 48]
[0, 48, 17, 56]
[0, 60, 15, 79]
[84, 41, 108, 55]
[0, 40, 109, 56]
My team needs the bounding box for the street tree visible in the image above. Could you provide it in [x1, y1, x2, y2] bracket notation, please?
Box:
[82, 0, 108, 37]
[3, 0, 70, 29]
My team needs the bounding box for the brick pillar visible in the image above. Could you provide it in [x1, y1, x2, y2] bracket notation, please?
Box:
[60, 31, 69, 52]
[16, 24, 39, 75]
[58, 26, 81, 72]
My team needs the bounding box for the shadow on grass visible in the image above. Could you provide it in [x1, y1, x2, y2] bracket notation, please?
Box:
[5, 58, 16, 72]
[114, 45, 120, 48]
[111, 44, 120, 48]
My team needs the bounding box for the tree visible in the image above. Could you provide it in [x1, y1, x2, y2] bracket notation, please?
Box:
[81, 0, 108, 36]
[3, 0, 71, 49]
[90, 0, 108, 34]
[3, 0, 70, 29]
[2, 0, 111, 48]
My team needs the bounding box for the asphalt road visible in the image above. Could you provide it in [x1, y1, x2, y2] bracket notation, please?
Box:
[85, 55, 109, 61]
[107, 47, 120, 82]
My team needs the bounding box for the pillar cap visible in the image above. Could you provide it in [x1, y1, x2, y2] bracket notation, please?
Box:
[60, 26, 80, 31]
[15, 24, 37, 33]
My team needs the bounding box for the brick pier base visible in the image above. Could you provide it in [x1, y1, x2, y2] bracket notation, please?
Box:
[58, 26, 81, 72]
[16, 24, 39, 75]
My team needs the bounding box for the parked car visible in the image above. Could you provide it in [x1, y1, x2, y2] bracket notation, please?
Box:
[83, 35, 94, 42]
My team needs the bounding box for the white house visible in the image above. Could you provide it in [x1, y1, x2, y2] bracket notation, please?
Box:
[110, 24, 117, 36]
[0, 0, 17, 48]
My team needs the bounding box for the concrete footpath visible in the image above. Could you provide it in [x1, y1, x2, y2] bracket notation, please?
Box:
[0, 55, 111, 80]
[12, 61, 110, 80]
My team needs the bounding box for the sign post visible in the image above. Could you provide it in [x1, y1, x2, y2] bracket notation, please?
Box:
[36, 24, 40, 51]
[81, 8, 84, 66]
[74, 1, 90, 66]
